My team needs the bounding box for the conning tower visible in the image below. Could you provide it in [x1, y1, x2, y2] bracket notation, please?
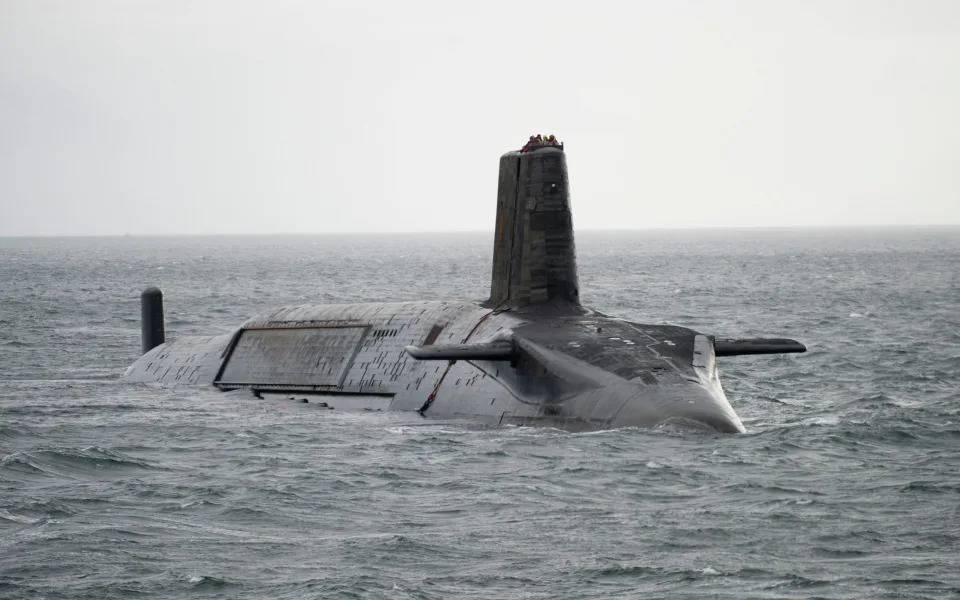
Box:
[489, 145, 579, 307]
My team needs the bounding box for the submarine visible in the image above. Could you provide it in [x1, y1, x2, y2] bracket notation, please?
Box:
[124, 138, 805, 433]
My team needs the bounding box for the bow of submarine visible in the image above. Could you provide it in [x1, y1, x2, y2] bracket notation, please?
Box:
[481, 319, 746, 433]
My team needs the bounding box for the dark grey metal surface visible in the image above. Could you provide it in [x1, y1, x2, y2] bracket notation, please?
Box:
[140, 287, 165, 355]
[122, 141, 806, 433]
[217, 326, 369, 388]
[488, 148, 579, 307]
[124, 333, 234, 385]
[714, 338, 807, 356]
[489, 153, 520, 305]
[405, 340, 517, 362]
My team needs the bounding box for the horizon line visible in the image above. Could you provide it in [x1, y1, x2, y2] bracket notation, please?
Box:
[2, 222, 959, 239]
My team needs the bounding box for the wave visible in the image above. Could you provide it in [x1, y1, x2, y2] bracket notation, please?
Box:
[0, 447, 164, 481]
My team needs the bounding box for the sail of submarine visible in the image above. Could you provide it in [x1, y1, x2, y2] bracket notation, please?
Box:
[123, 139, 805, 432]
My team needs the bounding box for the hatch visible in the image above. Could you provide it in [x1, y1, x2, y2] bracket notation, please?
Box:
[215, 325, 369, 390]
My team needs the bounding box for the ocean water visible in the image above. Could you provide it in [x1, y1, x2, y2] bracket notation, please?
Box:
[1, 228, 958, 599]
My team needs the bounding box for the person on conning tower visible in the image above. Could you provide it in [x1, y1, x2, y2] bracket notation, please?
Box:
[520, 135, 534, 153]
[521, 134, 545, 153]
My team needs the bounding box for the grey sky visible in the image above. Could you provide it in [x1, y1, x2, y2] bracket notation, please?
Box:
[2, 0, 958, 236]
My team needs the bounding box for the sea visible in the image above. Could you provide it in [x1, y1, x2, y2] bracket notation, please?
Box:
[1, 228, 958, 599]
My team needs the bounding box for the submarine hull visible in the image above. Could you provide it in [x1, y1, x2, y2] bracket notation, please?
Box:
[123, 299, 745, 433]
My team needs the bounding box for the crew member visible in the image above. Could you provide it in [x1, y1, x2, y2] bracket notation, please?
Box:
[521, 135, 537, 153]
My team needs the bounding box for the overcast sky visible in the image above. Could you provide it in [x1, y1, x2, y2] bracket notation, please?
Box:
[1, 1, 958, 236]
